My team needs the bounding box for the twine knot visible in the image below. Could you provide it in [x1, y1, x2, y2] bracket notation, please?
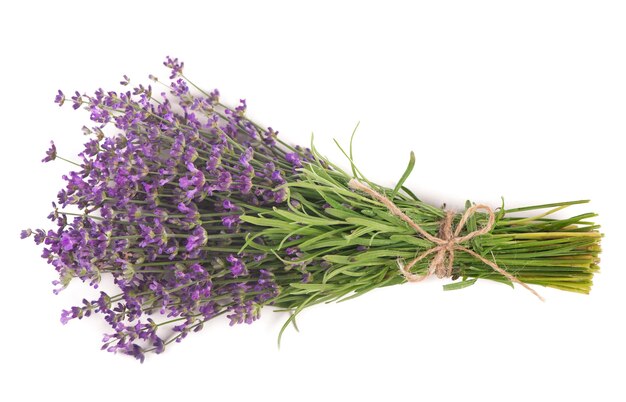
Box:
[348, 179, 544, 301]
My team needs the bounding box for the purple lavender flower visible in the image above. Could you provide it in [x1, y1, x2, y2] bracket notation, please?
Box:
[274, 189, 287, 203]
[28, 57, 303, 360]
[42, 141, 57, 163]
[185, 226, 208, 252]
[179, 176, 194, 189]
[271, 169, 286, 184]
[206, 145, 223, 171]
[236, 99, 247, 116]
[33, 229, 46, 244]
[60, 232, 76, 251]
[222, 215, 240, 229]
[222, 199, 237, 211]
[226, 254, 247, 277]
[207, 89, 220, 105]
[54, 90, 65, 106]
[171, 78, 189, 96]
[239, 147, 254, 168]
[215, 171, 232, 191]
[285, 247, 300, 256]
[237, 174, 253, 194]
[285, 152, 302, 167]
[227, 301, 260, 326]
[60, 309, 72, 325]
[71, 91, 83, 110]
[82, 139, 100, 157]
[163, 56, 184, 79]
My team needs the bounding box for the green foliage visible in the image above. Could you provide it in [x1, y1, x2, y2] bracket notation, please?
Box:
[237, 138, 602, 345]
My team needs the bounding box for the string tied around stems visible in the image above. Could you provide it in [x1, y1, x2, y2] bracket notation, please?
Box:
[348, 179, 544, 301]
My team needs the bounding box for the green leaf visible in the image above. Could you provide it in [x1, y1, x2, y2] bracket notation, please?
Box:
[240, 215, 293, 229]
[391, 151, 415, 199]
[344, 225, 376, 241]
[464, 200, 483, 253]
[332, 136, 373, 186]
[289, 283, 337, 292]
[324, 207, 362, 220]
[323, 255, 354, 264]
[277, 225, 317, 251]
[443, 278, 478, 291]
[400, 185, 421, 201]
[344, 217, 401, 233]
[349, 121, 360, 178]
[323, 264, 369, 283]
[277, 294, 316, 349]
[272, 208, 344, 226]
[298, 227, 347, 250]
[389, 234, 433, 248]
[317, 191, 345, 210]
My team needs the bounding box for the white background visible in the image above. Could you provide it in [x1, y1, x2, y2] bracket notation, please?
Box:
[1, 1, 625, 401]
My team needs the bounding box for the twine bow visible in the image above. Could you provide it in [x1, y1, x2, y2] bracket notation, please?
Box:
[348, 179, 544, 301]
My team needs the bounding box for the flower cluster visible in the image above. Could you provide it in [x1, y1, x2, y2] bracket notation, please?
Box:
[23, 57, 312, 362]
[23, 57, 604, 361]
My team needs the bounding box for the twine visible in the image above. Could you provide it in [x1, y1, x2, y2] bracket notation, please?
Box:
[348, 179, 544, 301]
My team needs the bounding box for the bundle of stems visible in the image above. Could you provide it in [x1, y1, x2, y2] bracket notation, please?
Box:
[23, 57, 601, 361]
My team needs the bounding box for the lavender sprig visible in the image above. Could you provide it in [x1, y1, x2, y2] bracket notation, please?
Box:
[23, 57, 601, 362]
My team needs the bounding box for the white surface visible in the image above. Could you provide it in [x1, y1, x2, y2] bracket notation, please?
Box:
[1, 1, 625, 401]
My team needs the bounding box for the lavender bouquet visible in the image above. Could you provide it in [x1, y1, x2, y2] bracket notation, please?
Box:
[23, 57, 602, 362]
